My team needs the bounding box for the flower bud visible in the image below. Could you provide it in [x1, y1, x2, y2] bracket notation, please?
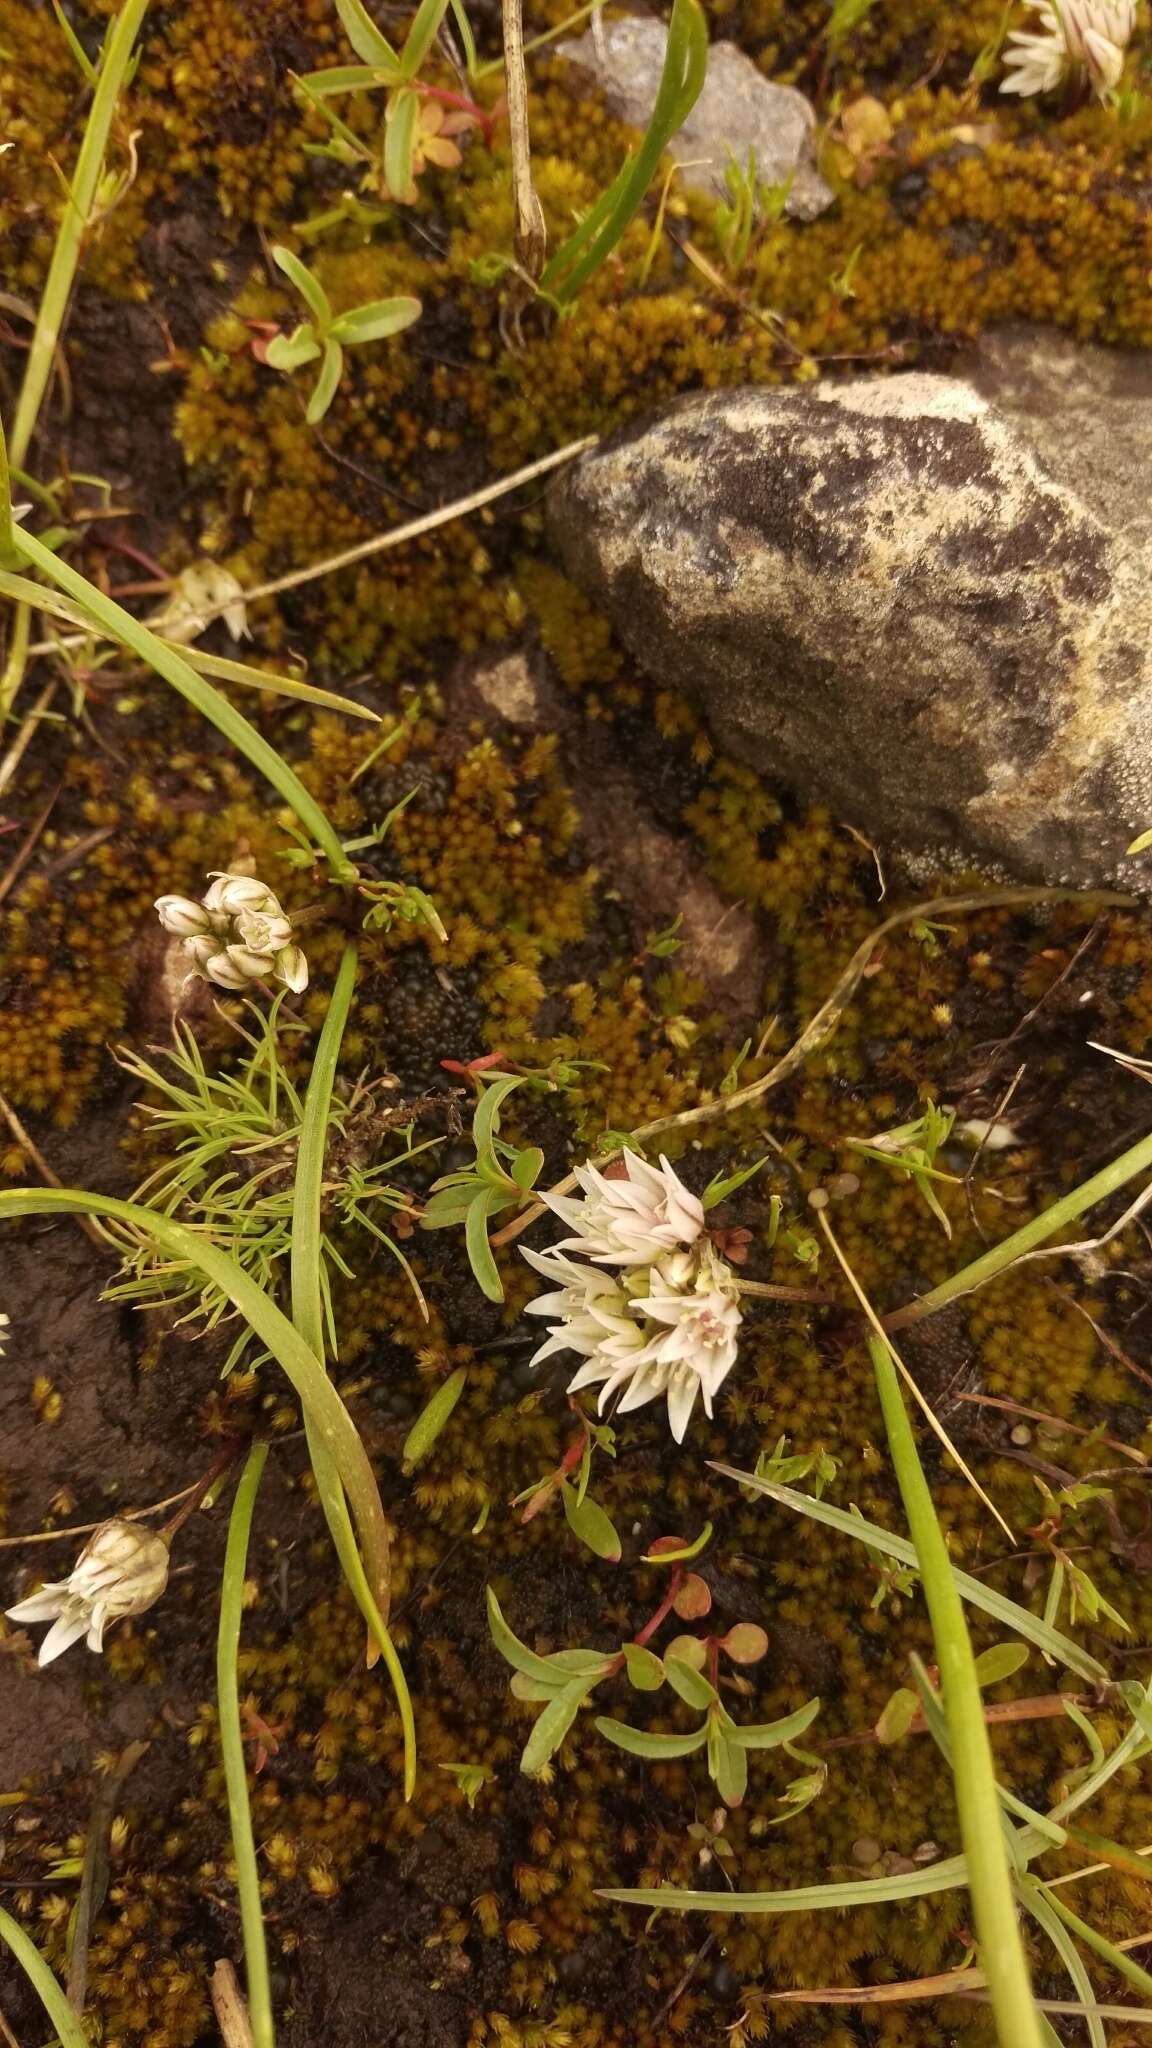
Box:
[224, 943, 279, 981]
[274, 944, 309, 993]
[155, 894, 214, 938]
[202, 949, 254, 990]
[73, 1519, 170, 1619]
[203, 872, 281, 918]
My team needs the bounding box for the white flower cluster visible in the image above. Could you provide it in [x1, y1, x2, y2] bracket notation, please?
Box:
[6, 1519, 170, 1666]
[1001, 0, 1135, 100]
[523, 1151, 742, 1443]
[155, 871, 308, 993]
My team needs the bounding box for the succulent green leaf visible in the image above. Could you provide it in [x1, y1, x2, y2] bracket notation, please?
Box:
[622, 1644, 665, 1691]
[561, 1482, 622, 1562]
[264, 323, 322, 371]
[334, 0, 398, 69]
[464, 1185, 504, 1301]
[595, 1716, 708, 1759]
[402, 1366, 468, 1465]
[305, 340, 345, 424]
[729, 1698, 822, 1751]
[328, 295, 423, 346]
[713, 1728, 748, 1807]
[664, 1654, 718, 1710]
[399, 0, 451, 76]
[521, 1680, 591, 1775]
[271, 244, 332, 325]
[487, 1586, 571, 1686]
[974, 1643, 1030, 1689]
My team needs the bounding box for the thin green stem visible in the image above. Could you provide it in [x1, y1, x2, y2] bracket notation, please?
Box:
[0, 1906, 89, 2048]
[888, 1123, 1152, 1331]
[10, 0, 150, 468]
[868, 1331, 1044, 2048]
[291, 943, 418, 1797]
[217, 1443, 273, 2048]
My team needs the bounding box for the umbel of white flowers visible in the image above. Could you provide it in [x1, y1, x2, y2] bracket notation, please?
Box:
[1001, 0, 1135, 99]
[522, 1150, 742, 1443]
[155, 871, 308, 993]
[6, 1519, 170, 1666]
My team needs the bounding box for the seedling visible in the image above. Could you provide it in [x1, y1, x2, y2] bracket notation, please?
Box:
[421, 1073, 544, 1299]
[263, 244, 421, 424]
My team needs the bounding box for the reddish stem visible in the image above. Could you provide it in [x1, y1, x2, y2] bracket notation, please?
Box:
[632, 1565, 684, 1650]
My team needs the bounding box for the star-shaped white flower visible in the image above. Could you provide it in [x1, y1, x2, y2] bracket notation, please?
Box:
[521, 1192, 743, 1443]
[1001, 0, 1135, 100]
[541, 1148, 705, 1266]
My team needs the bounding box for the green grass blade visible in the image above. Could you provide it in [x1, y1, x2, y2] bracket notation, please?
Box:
[601, 1856, 969, 1914]
[889, 1122, 1152, 1331]
[10, 528, 348, 872]
[0, 1188, 384, 1605]
[217, 1444, 274, 2048]
[289, 943, 417, 1797]
[0, 1905, 89, 2047]
[868, 1332, 1044, 2048]
[709, 1464, 1108, 1685]
[539, 0, 708, 303]
[10, 0, 151, 468]
[1022, 1882, 1106, 2048]
[1033, 1879, 1152, 1997]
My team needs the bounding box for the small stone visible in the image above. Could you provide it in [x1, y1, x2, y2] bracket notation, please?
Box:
[556, 18, 833, 221]
[851, 1835, 881, 1866]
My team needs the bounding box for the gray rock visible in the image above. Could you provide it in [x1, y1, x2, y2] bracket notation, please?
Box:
[548, 369, 1152, 887]
[556, 17, 833, 222]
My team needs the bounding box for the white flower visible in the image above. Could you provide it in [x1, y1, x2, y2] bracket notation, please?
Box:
[541, 1148, 705, 1266]
[6, 1519, 169, 1666]
[1001, 0, 1135, 100]
[522, 1197, 743, 1443]
[155, 871, 308, 993]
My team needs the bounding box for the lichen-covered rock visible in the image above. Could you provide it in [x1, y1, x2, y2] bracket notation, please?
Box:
[556, 18, 834, 221]
[549, 373, 1152, 886]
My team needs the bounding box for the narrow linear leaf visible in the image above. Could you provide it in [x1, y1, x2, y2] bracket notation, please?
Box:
[600, 1856, 970, 1914]
[710, 1464, 1108, 1685]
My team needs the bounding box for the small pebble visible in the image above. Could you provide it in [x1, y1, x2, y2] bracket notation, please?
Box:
[851, 1835, 881, 1866]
